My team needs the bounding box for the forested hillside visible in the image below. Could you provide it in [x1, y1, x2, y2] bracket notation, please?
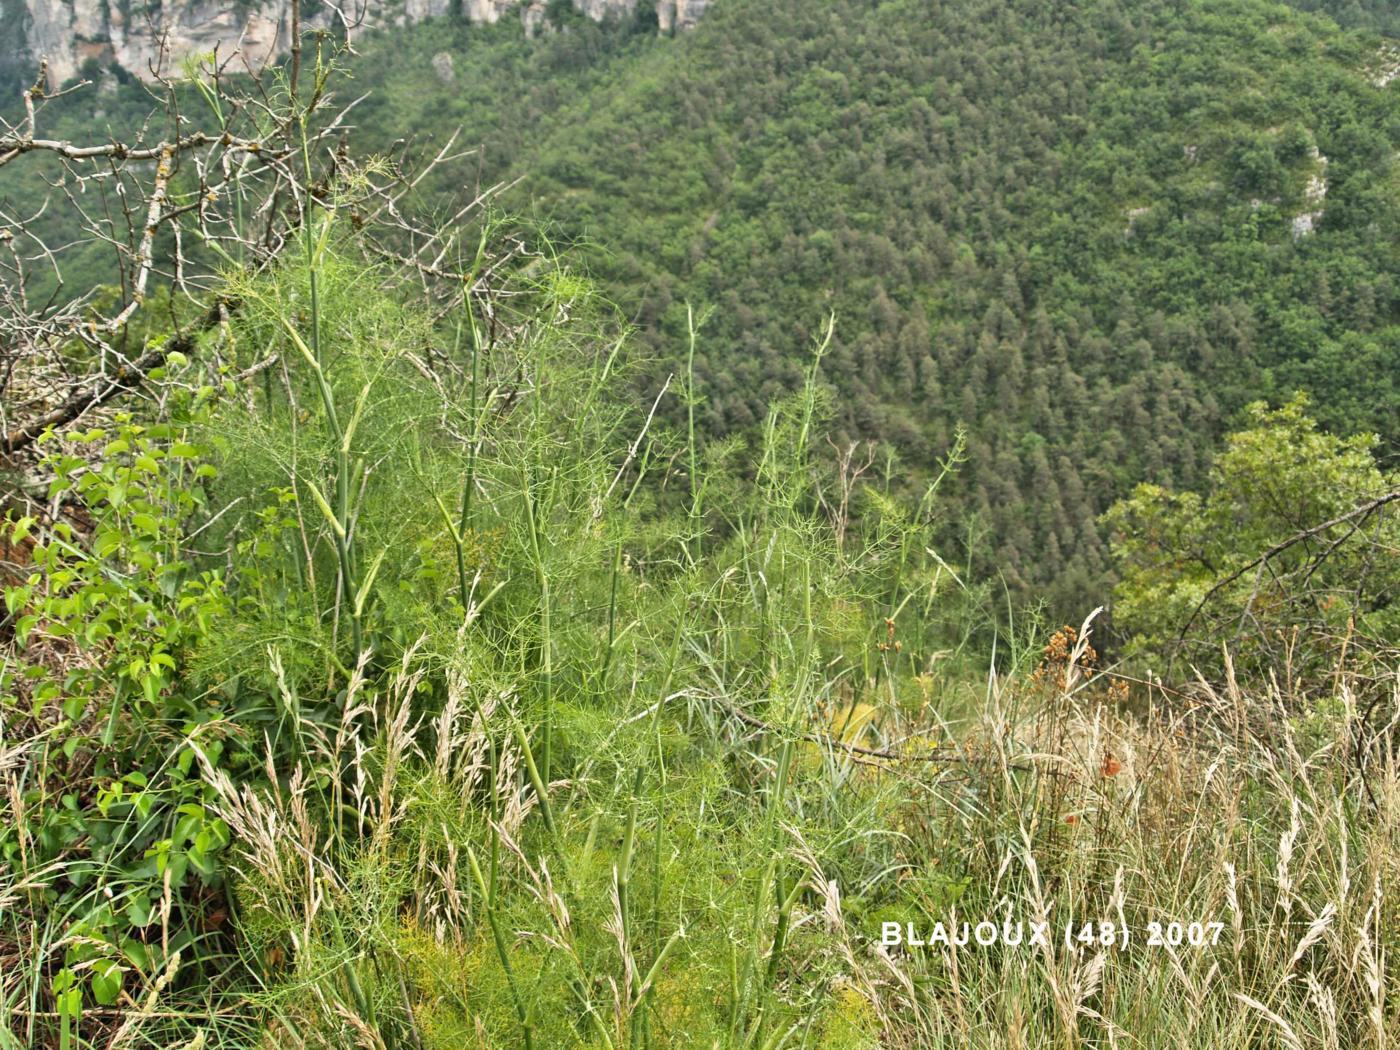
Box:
[343, 0, 1400, 609]
[1288, 0, 1400, 35]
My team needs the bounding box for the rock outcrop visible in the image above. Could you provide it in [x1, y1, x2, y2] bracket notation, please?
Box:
[10, 0, 709, 89]
[657, 0, 707, 31]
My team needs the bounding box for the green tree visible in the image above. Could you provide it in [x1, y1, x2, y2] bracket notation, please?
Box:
[1104, 395, 1400, 686]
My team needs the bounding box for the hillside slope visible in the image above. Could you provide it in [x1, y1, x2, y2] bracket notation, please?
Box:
[351, 0, 1399, 608]
[1288, 0, 1400, 35]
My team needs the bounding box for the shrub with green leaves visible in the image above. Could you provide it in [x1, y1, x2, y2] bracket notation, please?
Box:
[1104, 394, 1400, 686]
[1, 411, 236, 1032]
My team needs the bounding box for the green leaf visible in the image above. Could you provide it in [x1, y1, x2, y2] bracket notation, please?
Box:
[126, 895, 153, 927]
[91, 960, 123, 1006]
[188, 845, 217, 877]
[354, 547, 389, 616]
[304, 480, 346, 540]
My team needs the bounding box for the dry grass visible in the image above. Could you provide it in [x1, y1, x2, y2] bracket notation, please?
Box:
[154, 610, 1400, 1049]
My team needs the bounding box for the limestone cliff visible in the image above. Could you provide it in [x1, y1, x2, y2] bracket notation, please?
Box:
[8, 0, 708, 89]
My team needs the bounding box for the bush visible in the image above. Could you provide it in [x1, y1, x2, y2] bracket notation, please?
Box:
[1104, 394, 1400, 688]
[2, 408, 235, 1031]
